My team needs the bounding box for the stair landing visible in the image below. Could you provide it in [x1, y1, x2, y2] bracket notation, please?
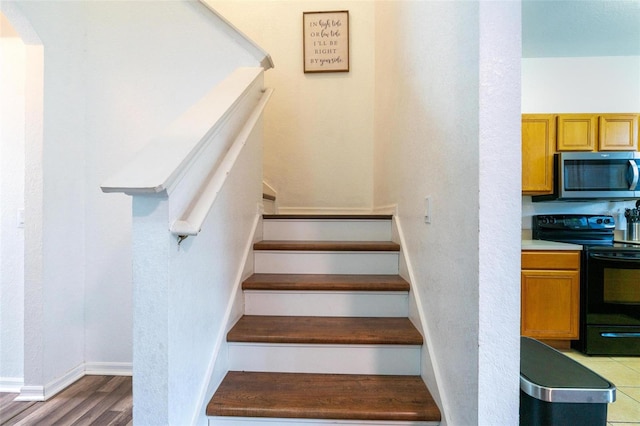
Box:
[207, 371, 441, 422]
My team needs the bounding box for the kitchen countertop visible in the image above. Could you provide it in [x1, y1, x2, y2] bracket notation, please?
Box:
[615, 239, 640, 246]
[522, 239, 583, 251]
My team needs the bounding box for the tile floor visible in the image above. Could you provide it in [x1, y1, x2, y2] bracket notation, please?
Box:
[561, 349, 640, 425]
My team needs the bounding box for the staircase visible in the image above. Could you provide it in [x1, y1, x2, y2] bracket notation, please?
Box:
[206, 214, 441, 425]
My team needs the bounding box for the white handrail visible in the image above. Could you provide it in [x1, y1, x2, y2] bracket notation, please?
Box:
[170, 88, 273, 238]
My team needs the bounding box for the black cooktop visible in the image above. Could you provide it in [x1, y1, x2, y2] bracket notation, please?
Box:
[533, 214, 640, 251]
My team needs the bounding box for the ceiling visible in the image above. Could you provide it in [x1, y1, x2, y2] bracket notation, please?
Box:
[523, 0, 640, 58]
[2, 3, 637, 54]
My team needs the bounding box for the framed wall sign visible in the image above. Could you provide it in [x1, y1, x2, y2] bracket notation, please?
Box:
[303, 10, 349, 73]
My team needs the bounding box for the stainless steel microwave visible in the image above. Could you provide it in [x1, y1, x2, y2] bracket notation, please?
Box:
[532, 152, 640, 202]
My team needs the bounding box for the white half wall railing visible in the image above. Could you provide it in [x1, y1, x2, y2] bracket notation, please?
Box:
[100, 66, 272, 425]
[102, 67, 267, 195]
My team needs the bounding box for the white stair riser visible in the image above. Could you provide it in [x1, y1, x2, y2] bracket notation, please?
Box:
[244, 291, 408, 317]
[209, 417, 437, 426]
[254, 252, 399, 274]
[263, 220, 392, 241]
[228, 343, 421, 375]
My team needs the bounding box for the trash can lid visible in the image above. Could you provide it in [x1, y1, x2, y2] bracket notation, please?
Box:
[520, 337, 616, 403]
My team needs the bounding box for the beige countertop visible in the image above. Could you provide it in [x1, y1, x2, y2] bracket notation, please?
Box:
[521, 239, 583, 251]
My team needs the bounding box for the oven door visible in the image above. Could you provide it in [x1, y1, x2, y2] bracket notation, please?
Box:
[583, 249, 640, 355]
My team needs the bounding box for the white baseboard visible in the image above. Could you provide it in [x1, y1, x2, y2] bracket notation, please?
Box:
[14, 361, 132, 401]
[0, 377, 24, 393]
[191, 208, 263, 426]
[85, 362, 132, 376]
[276, 206, 374, 215]
[392, 214, 446, 424]
[373, 204, 398, 215]
[15, 363, 83, 401]
[14, 385, 45, 401]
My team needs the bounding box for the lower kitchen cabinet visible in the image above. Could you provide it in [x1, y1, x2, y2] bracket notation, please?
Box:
[521, 250, 580, 340]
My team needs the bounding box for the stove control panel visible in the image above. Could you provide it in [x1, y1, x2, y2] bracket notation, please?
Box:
[533, 214, 615, 230]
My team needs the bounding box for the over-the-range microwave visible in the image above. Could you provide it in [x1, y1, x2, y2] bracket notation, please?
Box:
[532, 151, 640, 202]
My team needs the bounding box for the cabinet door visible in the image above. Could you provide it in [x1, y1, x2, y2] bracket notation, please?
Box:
[522, 114, 555, 195]
[557, 114, 598, 151]
[598, 114, 639, 151]
[521, 269, 580, 339]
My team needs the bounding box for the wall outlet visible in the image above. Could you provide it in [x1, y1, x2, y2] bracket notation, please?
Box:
[425, 196, 431, 224]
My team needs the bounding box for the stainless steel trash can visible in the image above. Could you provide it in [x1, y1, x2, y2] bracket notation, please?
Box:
[520, 337, 616, 426]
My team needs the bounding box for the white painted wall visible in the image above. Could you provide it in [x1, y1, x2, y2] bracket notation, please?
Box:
[477, 3, 522, 424]
[207, 0, 375, 213]
[10, 0, 262, 396]
[522, 55, 640, 228]
[374, 2, 521, 425]
[523, 56, 640, 113]
[0, 32, 26, 391]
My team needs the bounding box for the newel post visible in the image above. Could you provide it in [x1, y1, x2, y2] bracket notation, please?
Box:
[131, 193, 173, 425]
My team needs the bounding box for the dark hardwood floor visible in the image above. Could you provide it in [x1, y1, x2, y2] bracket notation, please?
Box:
[0, 375, 132, 426]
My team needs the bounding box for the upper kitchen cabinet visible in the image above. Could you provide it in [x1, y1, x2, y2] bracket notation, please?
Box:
[598, 114, 639, 151]
[557, 113, 639, 152]
[557, 114, 597, 151]
[522, 114, 555, 195]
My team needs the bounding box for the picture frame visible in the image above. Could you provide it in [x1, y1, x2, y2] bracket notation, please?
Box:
[303, 10, 349, 73]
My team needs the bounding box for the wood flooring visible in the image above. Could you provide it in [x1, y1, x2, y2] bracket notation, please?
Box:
[0, 375, 132, 426]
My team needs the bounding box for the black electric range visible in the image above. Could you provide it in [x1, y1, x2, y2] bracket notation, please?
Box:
[533, 214, 640, 356]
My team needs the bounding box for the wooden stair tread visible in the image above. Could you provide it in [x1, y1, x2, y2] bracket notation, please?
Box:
[263, 214, 392, 220]
[227, 316, 423, 345]
[207, 371, 441, 422]
[243, 274, 410, 291]
[262, 214, 393, 220]
[254, 240, 400, 251]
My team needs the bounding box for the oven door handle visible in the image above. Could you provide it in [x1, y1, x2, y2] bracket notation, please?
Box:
[589, 253, 640, 263]
[601, 332, 640, 338]
[629, 160, 639, 191]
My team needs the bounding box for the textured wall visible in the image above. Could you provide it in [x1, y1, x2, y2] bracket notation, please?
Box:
[11, 0, 260, 394]
[0, 36, 26, 389]
[208, 0, 375, 213]
[374, 2, 521, 424]
[477, 3, 522, 425]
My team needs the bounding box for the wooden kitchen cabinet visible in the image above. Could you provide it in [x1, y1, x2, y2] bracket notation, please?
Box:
[557, 113, 639, 152]
[522, 114, 555, 195]
[598, 114, 639, 151]
[521, 250, 580, 340]
[557, 114, 598, 151]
